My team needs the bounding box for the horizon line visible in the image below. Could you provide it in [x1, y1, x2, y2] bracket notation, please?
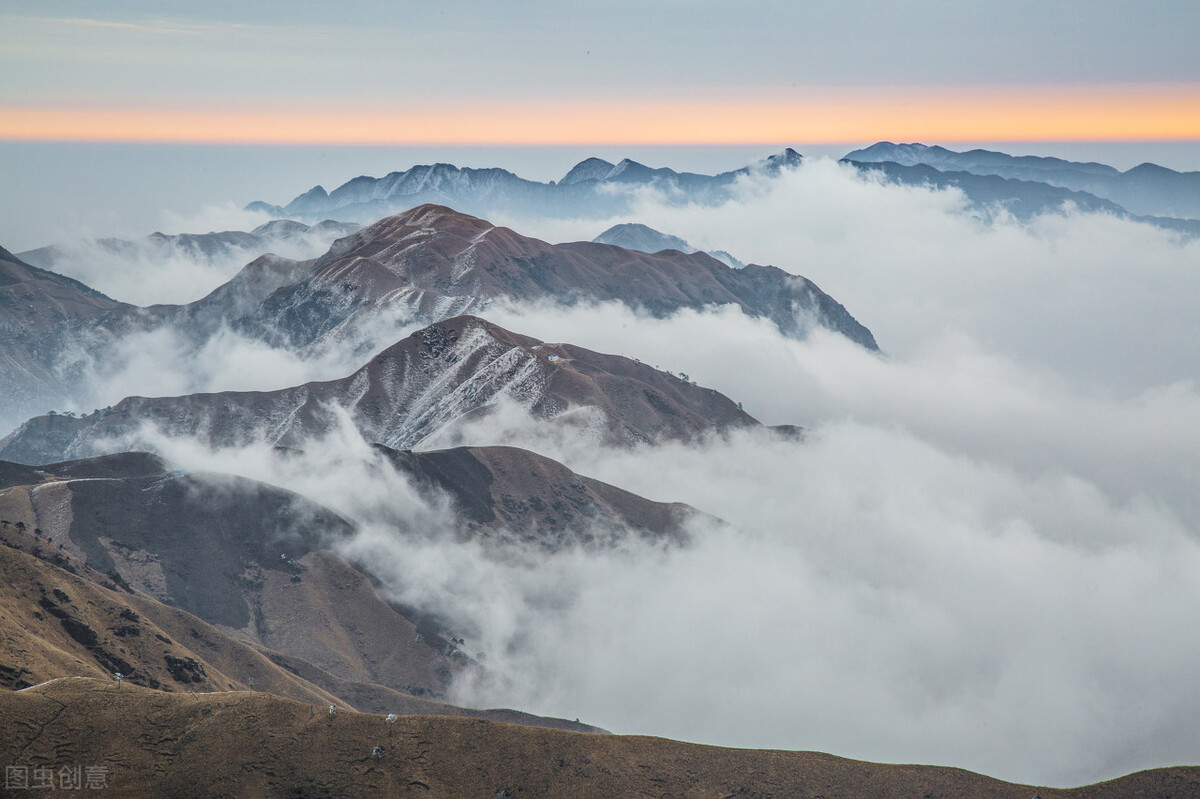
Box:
[5, 87, 1200, 147]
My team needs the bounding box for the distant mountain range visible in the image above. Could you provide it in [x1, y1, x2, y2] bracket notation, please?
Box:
[844, 142, 1200, 232]
[845, 142, 1200, 219]
[243, 144, 1199, 240]
[592, 223, 746, 268]
[247, 149, 805, 223]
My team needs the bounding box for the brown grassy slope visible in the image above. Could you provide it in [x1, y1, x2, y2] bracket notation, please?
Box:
[2, 678, 1198, 799]
[0, 460, 464, 700]
[261, 649, 604, 734]
[0, 523, 602, 734]
[0, 530, 343, 705]
[255, 549, 459, 697]
[0, 455, 615, 721]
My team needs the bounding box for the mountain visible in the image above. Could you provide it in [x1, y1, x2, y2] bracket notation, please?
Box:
[846, 142, 1120, 179]
[0, 481, 602, 730]
[0, 223, 357, 432]
[0, 315, 759, 464]
[6, 678, 1198, 797]
[378, 445, 695, 548]
[0, 246, 133, 430]
[247, 149, 805, 224]
[843, 159, 1133, 220]
[593, 222, 693, 253]
[0, 446, 694, 710]
[592, 222, 746, 268]
[16, 219, 361, 277]
[239, 204, 876, 351]
[845, 142, 1200, 222]
[0, 203, 874, 437]
[559, 156, 617, 185]
[0, 515, 345, 702]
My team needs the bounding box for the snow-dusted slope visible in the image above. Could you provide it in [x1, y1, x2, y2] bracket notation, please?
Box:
[0, 316, 757, 464]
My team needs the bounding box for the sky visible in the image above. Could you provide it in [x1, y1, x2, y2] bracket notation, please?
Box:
[3, 1, 1200, 250]
[2, 1, 1200, 145]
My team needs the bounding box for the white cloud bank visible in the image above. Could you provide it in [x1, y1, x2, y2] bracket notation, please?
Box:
[502, 158, 1200, 393]
[27, 202, 348, 306]
[415, 164, 1200, 785]
[393, 307, 1200, 787]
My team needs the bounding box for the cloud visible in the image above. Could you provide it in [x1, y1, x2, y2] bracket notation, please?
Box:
[110, 296, 1200, 786]
[430, 429, 1200, 786]
[341, 372, 1200, 787]
[503, 158, 1200, 393]
[480, 300, 1200, 530]
[53, 312, 420, 422]
[28, 202, 349, 306]
[27, 237, 248, 307]
[402, 167, 1200, 785]
[135, 393, 1200, 787]
[155, 201, 275, 238]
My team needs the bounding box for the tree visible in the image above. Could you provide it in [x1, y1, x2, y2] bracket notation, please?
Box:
[15, 521, 26, 533]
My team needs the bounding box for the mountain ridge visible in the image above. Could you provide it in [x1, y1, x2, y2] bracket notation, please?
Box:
[239, 204, 877, 352]
[0, 314, 760, 465]
[5, 677, 1197, 798]
[845, 141, 1200, 221]
[0, 494, 603, 731]
[0, 202, 875, 435]
[0, 443, 702, 705]
[592, 222, 747, 268]
[247, 149, 805, 223]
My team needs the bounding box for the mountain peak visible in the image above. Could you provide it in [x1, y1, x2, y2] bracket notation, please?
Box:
[593, 223, 694, 254]
[610, 157, 645, 173]
[766, 147, 803, 165]
[0, 313, 760, 463]
[389, 203, 485, 227]
[843, 142, 936, 164]
[283, 185, 331, 215]
[371, 203, 497, 240]
[560, 157, 616, 185]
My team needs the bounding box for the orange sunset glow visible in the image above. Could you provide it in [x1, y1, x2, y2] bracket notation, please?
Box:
[5, 85, 1200, 145]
